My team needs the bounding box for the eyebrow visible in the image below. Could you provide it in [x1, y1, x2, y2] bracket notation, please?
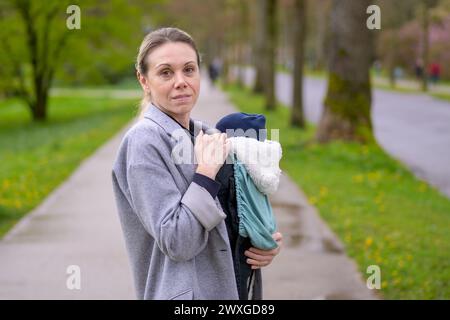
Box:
[155, 61, 196, 69]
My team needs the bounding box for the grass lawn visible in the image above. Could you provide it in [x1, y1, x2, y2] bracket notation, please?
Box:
[0, 91, 139, 238]
[224, 84, 450, 299]
[431, 92, 450, 102]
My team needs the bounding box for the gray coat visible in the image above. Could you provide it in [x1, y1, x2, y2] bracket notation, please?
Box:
[111, 105, 239, 300]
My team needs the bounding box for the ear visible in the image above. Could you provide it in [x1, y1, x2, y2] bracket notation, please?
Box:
[137, 71, 148, 91]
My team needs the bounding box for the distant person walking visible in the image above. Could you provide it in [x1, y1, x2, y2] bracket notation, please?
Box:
[208, 58, 221, 86]
[414, 58, 424, 80]
[429, 62, 441, 85]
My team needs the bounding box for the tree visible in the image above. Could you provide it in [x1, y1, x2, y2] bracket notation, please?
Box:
[265, 0, 278, 111]
[252, 0, 278, 111]
[0, 0, 161, 121]
[421, 0, 440, 91]
[0, 0, 73, 121]
[316, 0, 374, 143]
[290, 0, 307, 128]
[252, 0, 268, 94]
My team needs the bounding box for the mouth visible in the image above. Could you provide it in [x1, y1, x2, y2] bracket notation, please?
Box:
[172, 94, 191, 100]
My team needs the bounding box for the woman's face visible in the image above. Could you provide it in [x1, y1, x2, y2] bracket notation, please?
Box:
[139, 42, 200, 123]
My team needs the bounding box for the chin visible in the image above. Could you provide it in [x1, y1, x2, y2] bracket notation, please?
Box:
[169, 103, 193, 115]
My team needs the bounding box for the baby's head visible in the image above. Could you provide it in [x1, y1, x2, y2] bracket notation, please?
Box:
[215, 112, 267, 141]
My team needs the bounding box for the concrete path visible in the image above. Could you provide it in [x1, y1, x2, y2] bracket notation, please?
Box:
[0, 78, 377, 299]
[0, 127, 135, 299]
[236, 67, 450, 198]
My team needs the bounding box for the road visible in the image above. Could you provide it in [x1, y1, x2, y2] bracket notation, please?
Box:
[237, 68, 450, 198]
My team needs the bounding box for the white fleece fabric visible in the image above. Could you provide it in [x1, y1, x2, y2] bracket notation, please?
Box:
[229, 137, 282, 195]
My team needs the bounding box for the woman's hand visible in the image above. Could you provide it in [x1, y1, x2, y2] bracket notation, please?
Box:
[195, 130, 230, 179]
[244, 232, 283, 270]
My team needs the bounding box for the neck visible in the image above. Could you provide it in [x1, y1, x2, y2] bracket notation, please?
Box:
[174, 115, 190, 129]
[152, 102, 189, 129]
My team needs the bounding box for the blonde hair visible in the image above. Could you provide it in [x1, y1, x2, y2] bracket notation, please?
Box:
[135, 27, 201, 118]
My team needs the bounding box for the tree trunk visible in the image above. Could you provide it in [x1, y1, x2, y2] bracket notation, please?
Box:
[421, 2, 429, 92]
[237, 1, 249, 88]
[291, 0, 306, 128]
[264, 0, 277, 111]
[15, 0, 58, 122]
[253, 0, 267, 94]
[31, 90, 48, 121]
[389, 65, 396, 88]
[316, 0, 374, 143]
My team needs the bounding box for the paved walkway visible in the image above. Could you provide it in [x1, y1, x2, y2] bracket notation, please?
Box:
[0, 79, 377, 299]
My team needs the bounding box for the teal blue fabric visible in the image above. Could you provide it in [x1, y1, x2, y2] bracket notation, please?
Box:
[233, 156, 278, 250]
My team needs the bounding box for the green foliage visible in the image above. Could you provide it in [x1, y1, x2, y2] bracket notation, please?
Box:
[0, 0, 164, 95]
[0, 90, 138, 237]
[224, 83, 450, 299]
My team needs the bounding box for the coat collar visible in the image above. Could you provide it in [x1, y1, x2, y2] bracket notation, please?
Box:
[143, 103, 214, 140]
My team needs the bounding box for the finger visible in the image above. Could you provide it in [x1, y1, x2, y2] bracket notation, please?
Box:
[195, 130, 203, 143]
[210, 132, 221, 140]
[244, 250, 273, 262]
[251, 266, 261, 270]
[224, 139, 231, 157]
[272, 232, 283, 241]
[248, 246, 279, 256]
[246, 258, 271, 267]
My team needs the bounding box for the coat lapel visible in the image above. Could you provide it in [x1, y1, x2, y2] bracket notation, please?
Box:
[144, 104, 230, 244]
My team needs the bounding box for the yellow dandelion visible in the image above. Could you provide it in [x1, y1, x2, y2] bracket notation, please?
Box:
[2, 179, 10, 189]
[367, 171, 382, 182]
[365, 237, 373, 247]
[14, 199, 22, 209]
[374, 192, 384, 205]
[352, 174, 364, 183]
[319, 186, 328, 198]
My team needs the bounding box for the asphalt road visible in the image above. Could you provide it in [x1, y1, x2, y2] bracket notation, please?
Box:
[239, 68, 450, 198]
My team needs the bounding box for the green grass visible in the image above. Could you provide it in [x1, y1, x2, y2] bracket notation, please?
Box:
[0, 91, 139, 238]
[431, 93, 450, 102]
[295, 68, 450, 102]
[224, 84, 450, 299]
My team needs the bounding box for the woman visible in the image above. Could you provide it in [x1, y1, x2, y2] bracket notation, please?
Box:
[112, 27, 282, 300]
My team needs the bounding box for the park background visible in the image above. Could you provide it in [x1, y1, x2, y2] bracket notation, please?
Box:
[0, 0, 449, 299]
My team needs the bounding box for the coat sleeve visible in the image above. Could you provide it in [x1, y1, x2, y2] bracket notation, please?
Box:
[127, 141, 226, 262]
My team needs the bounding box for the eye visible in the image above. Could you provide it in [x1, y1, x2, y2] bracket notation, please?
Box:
[185, 66, 195, 74]
[160, 69, 172, 77]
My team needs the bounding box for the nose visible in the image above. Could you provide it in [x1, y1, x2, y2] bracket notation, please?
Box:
[174, 71, 188, 89]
